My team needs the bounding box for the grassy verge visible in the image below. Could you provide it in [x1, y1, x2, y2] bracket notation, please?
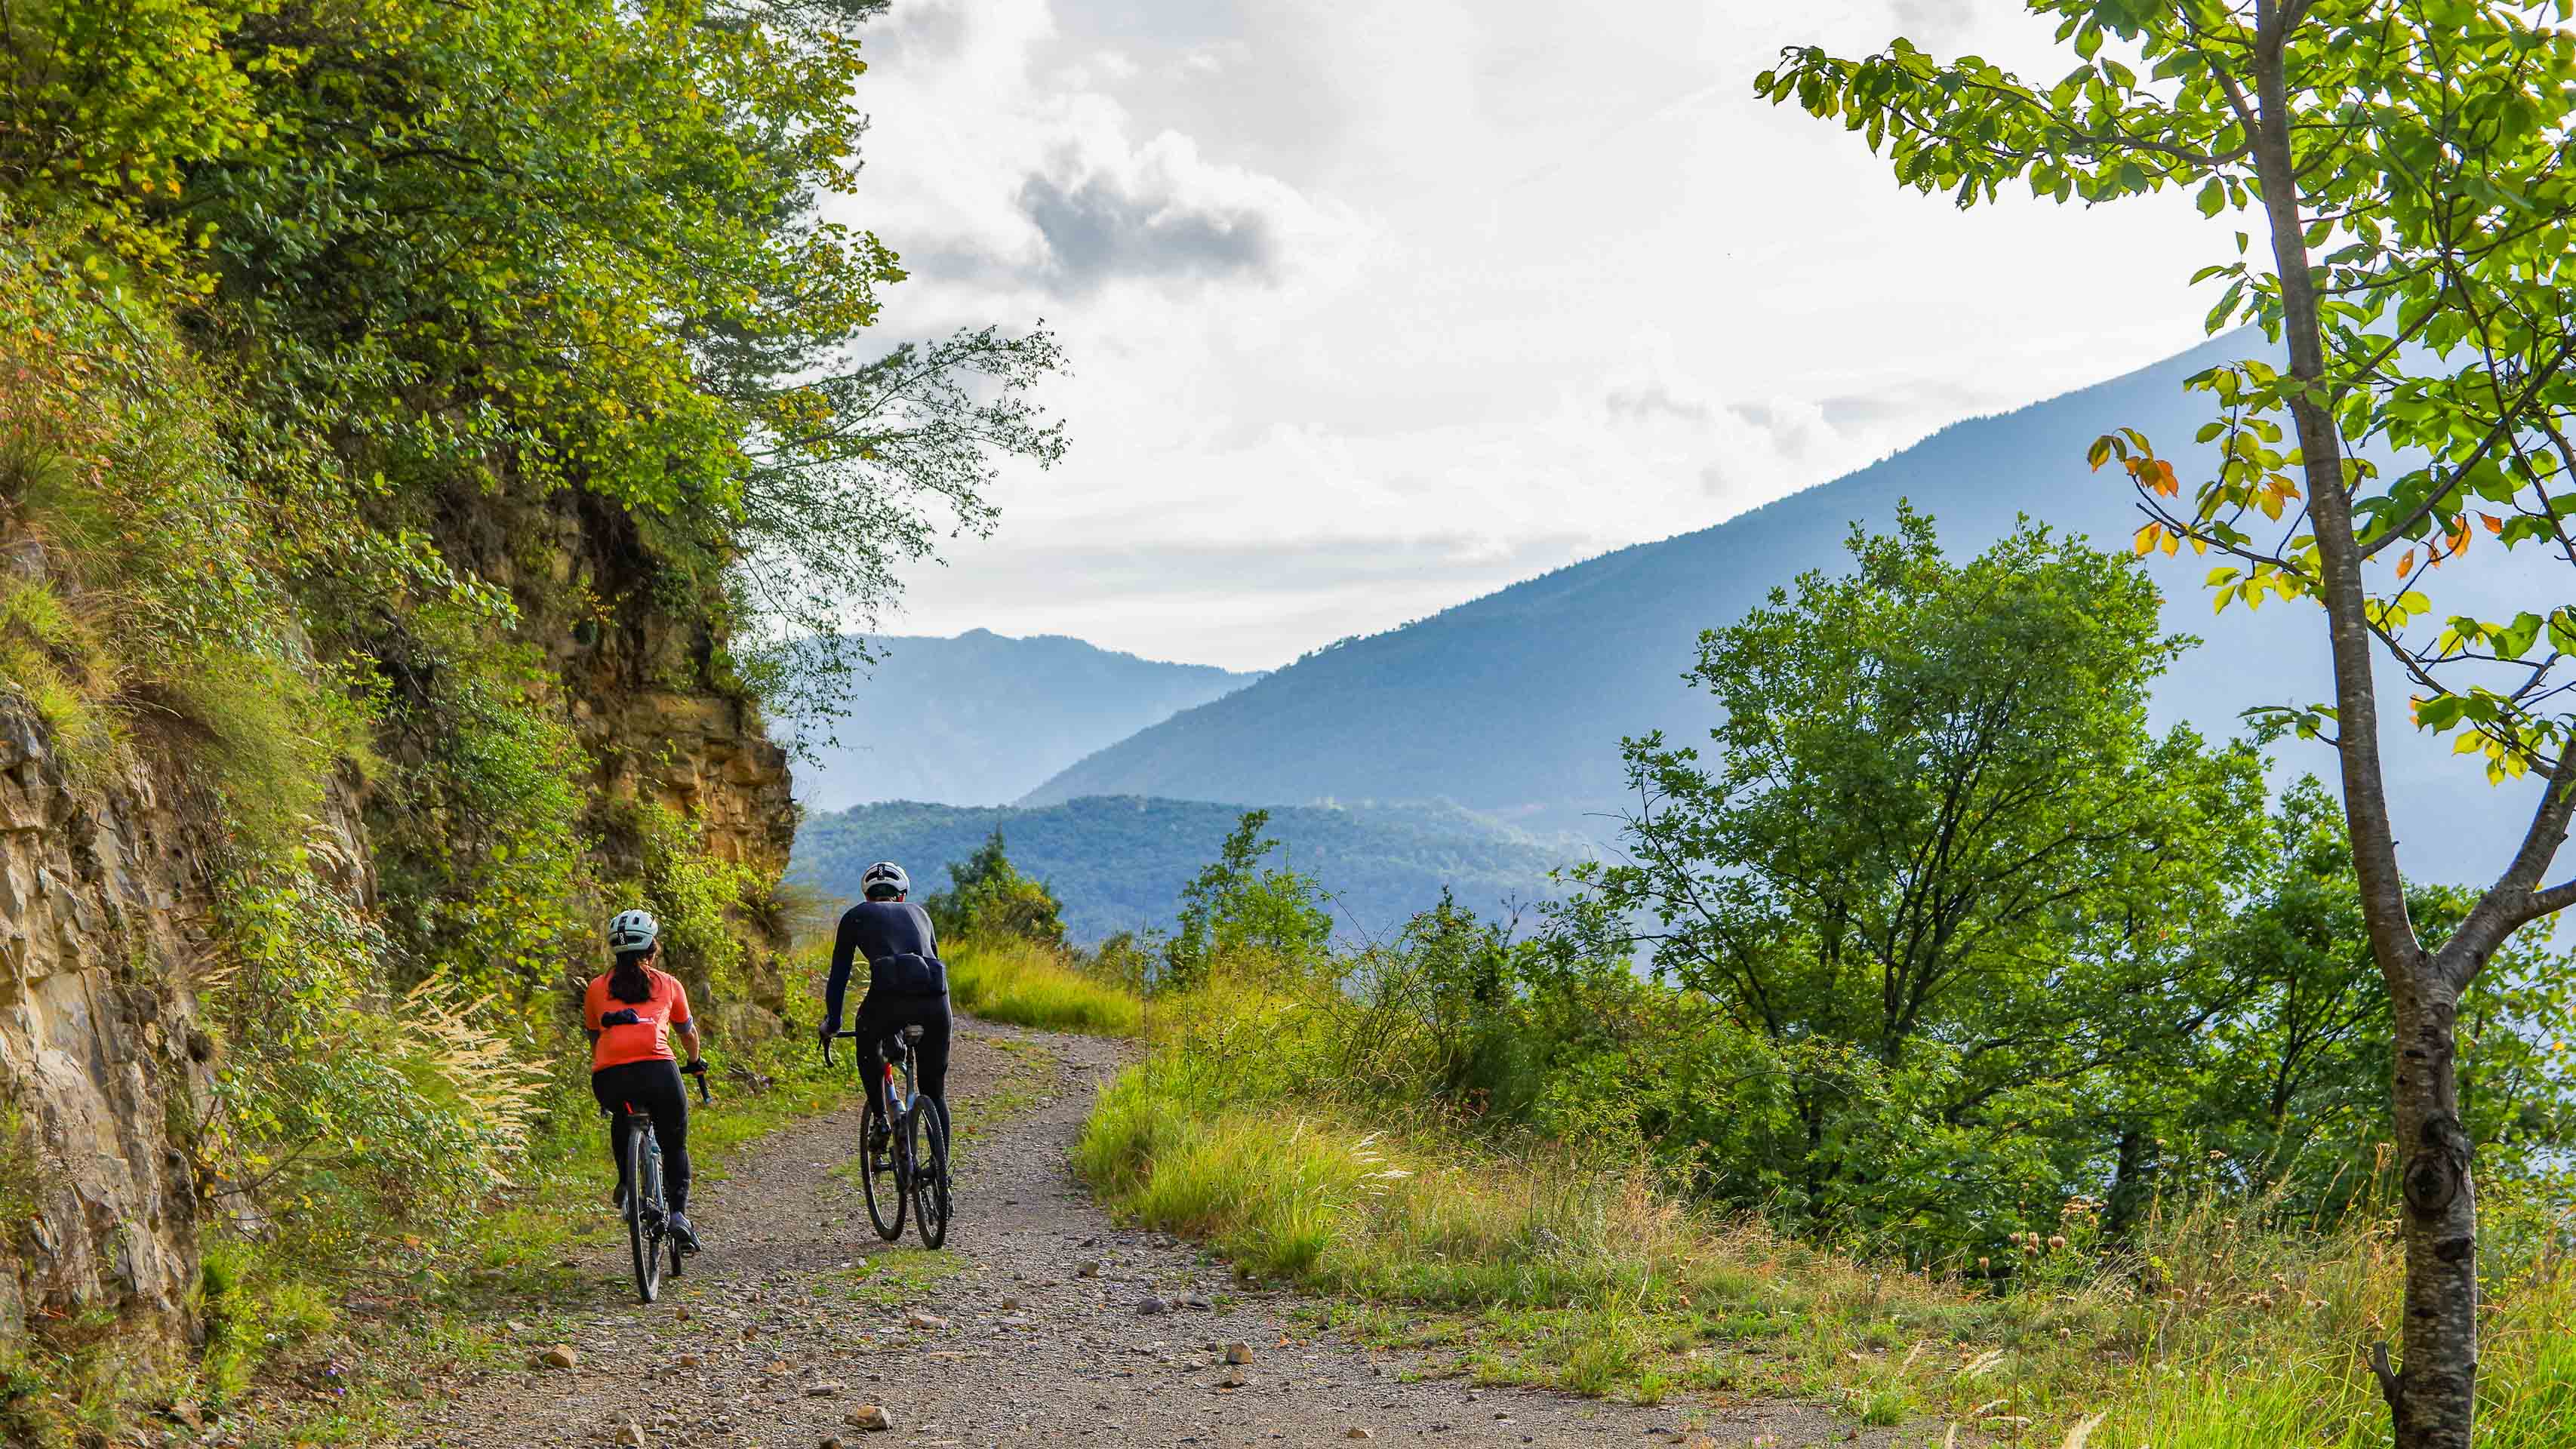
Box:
[947, 935, 1144, 1035]
[1075, 1011, 2576, 1446]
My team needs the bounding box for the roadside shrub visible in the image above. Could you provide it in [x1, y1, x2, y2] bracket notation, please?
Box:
[1162, 810, 1333, 991]
[923, 829, 1069, 949]
[617, 797, 769, 1009]
[208, 868, 543, 1241]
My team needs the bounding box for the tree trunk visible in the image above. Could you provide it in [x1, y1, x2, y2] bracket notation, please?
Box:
[2245, 8, 2469, 1442]
[2105, 1127, 2155, 1241]
[2384, 968, 2478, 1448]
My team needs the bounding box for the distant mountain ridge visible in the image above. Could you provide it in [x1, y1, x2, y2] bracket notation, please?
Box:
[1024, 335, 2547, 882]
[791, 796, 1574, 943]
[789, 629, 1259, 811]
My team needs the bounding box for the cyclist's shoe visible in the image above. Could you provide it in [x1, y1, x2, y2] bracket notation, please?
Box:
[669, 1211, 701, 1254]
[865, 1119, 889, 1166]
[611, 1180, 632, 1211]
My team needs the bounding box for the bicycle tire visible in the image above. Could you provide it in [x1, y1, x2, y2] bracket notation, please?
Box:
[860, 1095, 905, 1241]
[627, 1124, 663, 1304]
[910, 1095, 951, 1249]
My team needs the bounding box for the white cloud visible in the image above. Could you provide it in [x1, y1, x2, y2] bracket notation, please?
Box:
[829, 0, 2230, 669]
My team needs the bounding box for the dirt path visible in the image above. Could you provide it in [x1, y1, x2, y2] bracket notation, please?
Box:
[411, 1021, 1885, 1449]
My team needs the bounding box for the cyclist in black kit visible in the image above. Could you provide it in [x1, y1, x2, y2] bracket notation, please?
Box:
[819, 861, 951, 1163]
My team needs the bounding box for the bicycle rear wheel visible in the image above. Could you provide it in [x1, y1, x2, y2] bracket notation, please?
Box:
[627, 1124, 664, 1304]
[860, 1096, 905, 1241]
[909, 1096, 951, 1249]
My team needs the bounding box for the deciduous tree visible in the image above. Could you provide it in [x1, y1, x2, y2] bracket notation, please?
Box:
[1580, 510, 2264, 1238]
[1764, 5, 2576, 1438]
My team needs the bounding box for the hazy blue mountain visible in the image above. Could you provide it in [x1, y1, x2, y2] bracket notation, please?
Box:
[789, 630, 1259, 811]
[1025, 337, 2548, 885]
[791, 796, 1574, 943]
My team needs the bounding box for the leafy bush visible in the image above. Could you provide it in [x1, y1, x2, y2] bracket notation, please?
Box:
[922, 829, 1069, 949]
[613, 798, 772, 1012]
[208, 869, 546, 1241]
[1163, 810, 1333, 991]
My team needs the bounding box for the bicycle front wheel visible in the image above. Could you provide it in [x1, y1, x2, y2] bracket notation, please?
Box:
[909, 1096, 950, 1249]
[628, 1127, 664, 1304]
[860, 1097, 905, 1241]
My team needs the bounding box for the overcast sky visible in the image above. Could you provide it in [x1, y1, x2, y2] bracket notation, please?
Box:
[829, 0, 2225, 672]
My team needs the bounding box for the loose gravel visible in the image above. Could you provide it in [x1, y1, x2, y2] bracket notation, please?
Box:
[410, 1019, 1899, 1448]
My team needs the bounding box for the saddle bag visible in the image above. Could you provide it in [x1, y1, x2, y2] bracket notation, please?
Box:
[871, 951, 948, 998]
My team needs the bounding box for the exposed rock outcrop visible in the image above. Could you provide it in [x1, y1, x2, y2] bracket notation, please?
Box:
[0, 490, 796, 1370]
[0, 707, 355, 1352]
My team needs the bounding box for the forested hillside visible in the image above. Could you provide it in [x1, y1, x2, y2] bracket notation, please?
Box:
[0, 0, 1054, 1432]
[1027, 337, 2547, 879]
[792, 796, 1570, 941]
[788, 630, 1256, 811]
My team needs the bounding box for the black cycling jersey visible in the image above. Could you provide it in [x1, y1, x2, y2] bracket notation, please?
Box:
[823, 899, 943, 1031]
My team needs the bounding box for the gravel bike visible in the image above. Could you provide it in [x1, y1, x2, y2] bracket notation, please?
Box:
[612, 1060, 709, 1304]
[826, 1026, 951, 1248]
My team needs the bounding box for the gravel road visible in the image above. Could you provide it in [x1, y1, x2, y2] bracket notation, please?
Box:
[411, 1020, 1900, 1449]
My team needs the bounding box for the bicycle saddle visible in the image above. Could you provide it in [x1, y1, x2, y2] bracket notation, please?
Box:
[900, 1025, 925, 1041]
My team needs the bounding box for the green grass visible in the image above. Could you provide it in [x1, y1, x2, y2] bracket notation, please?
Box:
[947, 935, 1145, 1035]
[1075, 1048, 2576, 1443]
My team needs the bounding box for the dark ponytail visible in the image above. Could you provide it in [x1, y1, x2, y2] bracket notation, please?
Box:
[608, 946, 654, 1004]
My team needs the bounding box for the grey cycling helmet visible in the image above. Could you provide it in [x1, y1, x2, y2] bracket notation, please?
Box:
[860, 861, 909, 899]
[607, 908, 660, 953]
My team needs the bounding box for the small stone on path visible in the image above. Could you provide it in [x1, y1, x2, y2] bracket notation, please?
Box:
[1346, 1429, 1374, 1441]
[844, 1404, 892, 1431]
[1076, 1260, 1100, 1278]
[1225, 1343, 1254, 1365]
[615, 1418, 646, 1447]
[1137, 1297, 1169, 1315]
[904, 1311, 948, 1331]
[539, 1345, 579, 1371]
[807, 1380, 846, 1397]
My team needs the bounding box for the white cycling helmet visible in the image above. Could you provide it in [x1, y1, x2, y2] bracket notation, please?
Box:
[607, 908, 660, 953]
[860, 862, 909, 899]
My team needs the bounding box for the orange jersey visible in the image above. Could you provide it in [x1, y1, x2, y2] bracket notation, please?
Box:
[585, 968, 691, 1072]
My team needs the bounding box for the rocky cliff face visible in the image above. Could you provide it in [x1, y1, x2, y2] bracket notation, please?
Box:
[0, 489, 796, 1371]
[0, 703, 206, 1351]
[537, 491, 799, 1014]
[0, 704, 368, 1355]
